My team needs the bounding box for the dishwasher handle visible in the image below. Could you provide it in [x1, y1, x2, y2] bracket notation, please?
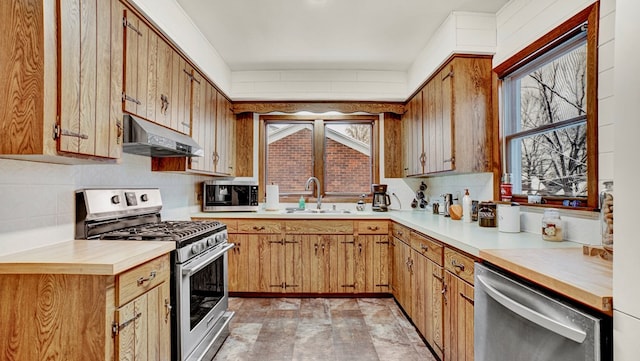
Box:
[476, 274, 587, 344]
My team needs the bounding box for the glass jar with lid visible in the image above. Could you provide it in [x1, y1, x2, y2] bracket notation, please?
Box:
[541, 208, 563, 241]
[600, 181, 614, 253]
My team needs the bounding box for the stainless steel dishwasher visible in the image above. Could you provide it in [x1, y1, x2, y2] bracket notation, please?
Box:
[474, 263, 612, 361]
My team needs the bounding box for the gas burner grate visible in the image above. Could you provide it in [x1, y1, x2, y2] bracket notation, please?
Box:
[99, 220, 224, 243]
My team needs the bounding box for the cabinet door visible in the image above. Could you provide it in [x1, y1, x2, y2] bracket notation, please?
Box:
[440, 65, 454, 172]
[391, 237, 412, 314]
[444, 271, 474, 361]
[123, 10, 150, 118]
[58, 0, 122, 158]
[175, 61, 193, 135]
[411, 250, 428, 338]
[336, 235, 357, 293]
[358, 235, 390, 293]
[403, 92, 424, 176]
[284, 235, 302, 292]
[154, 38, 174, 129]
[430, 261, 445, 359]
[228, 233, 249, 292]
[215, 94, 234, 175]
[190, 76, 215, 172]
[302, 234, 332, 293]
[248, 234, 281, 292]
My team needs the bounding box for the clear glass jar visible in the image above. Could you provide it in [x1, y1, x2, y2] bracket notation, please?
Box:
[600, 181, 614, 253]
[541, 208, 563, 241]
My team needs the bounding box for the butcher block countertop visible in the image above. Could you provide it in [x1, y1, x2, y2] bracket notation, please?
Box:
[0, 240, 175, 275]
[480, 248, 613, 315]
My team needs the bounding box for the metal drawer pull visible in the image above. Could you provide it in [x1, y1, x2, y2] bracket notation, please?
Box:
[460, 292, 474, 305]
[113, 312, 142, 335]
[367, 225, 379, 231]
[476, 275, 587, 344]
[122, 93, 141, 105]
[252, 225, 265, 231]
[123, 18, 142, 36]
[451, 260, 465, 271]
[137, 271, 157, 286]
[421, 244, 429, 252]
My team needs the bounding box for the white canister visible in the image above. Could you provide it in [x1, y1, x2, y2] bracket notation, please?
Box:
[498, 204, 520, 233]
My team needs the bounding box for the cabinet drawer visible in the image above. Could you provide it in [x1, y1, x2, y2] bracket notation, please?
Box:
[391, 222, 410, 243]
[444, 248, 475, 285]
[411, 232, 443, 266]
[357, 221, 389, 235]
[217, 219, 238, 233]
[285, 220, 353, 234]
[191, 218, 238, 233]
[116, 254, 170, 306]
[237, 220, 282, 233]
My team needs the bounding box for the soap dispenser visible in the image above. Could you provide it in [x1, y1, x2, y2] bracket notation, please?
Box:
[298, 196, 306, 209]
[462, 189, 472, 223]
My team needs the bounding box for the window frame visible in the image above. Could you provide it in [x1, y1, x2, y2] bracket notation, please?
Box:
[259, 114, 379, 203]
[495, 3, 599, 211]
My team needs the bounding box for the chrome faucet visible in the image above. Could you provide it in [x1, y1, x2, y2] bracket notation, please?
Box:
[305, 177, 322, 209]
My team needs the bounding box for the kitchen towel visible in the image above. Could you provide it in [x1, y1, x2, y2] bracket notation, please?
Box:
[265, 184, 280, 210]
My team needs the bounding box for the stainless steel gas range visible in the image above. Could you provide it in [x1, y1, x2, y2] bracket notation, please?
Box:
[75, 188, 234, 361]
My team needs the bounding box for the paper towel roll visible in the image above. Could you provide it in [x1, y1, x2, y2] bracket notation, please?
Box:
[265, 184, 280, 210]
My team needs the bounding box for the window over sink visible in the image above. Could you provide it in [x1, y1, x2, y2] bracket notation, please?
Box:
[260, 114, 379, 202]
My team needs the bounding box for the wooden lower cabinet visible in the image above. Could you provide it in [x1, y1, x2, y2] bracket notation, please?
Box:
[443, 247, 476, 361]
[0, 254, 171, 361]
[412, 252, 445, 359]
[225, 219, 390, 295]
[391, 236, 412, 315]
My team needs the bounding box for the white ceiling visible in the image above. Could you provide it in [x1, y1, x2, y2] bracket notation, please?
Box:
[176, 0, 509, 72]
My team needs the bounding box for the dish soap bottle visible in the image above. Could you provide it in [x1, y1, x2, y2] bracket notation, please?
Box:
[462, 189, 472, 223]
[298, 196, 305, 210]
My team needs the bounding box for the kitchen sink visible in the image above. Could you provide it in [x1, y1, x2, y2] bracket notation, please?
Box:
[282, 208, 355, 215]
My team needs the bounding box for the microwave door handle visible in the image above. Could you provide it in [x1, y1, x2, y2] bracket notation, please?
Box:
[182, 243, 235, 277]
[476, 274, 587, 344]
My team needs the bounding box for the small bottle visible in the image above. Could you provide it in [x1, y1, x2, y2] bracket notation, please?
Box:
[298, 196, 305, 209]
[462, 189, 471, 223]
[541, 208, 563, 241]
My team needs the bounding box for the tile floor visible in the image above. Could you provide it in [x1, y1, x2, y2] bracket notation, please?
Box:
[213, 297, 439, 361]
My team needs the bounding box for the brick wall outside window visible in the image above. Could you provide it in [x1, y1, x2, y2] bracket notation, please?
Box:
[267, 128, 371, 195]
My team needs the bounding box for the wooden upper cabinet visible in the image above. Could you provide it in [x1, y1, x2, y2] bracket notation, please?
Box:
[404, 55, 493, 176]
[123, 9, 188, 134]
[215, 95, 235, 175]
[0, 0, 123, 162]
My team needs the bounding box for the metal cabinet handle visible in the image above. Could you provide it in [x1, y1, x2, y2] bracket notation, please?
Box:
[314, 243, 319, 256]
[137, 271, 157, 286]
[451, 259, 465, 271]
[164, 298, 172, 323]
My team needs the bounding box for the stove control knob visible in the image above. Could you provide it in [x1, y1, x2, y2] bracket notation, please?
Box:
[111, 195, 120, 204]
[215, 233, 225, 243]
[191, 244, 201, 255]
[140, 194, 149, 202]
[207, 237, 215, 247]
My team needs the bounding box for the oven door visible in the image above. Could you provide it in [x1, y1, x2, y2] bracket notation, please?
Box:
[176, 242, 234, 360]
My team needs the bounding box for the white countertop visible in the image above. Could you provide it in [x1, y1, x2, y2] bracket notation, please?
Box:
[191, 209, 581, 257]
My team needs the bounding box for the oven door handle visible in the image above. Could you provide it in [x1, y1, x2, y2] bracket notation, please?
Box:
[476, 274, 587, 344]
[181, 243, 235, 277]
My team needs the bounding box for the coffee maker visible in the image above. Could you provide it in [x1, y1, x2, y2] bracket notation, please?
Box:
[371, 184, 391, 212]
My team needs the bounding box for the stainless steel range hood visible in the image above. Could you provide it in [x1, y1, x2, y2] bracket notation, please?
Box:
[123, 114, 203, 157]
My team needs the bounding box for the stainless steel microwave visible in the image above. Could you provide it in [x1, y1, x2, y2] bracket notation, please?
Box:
[202, 180, 259, 212]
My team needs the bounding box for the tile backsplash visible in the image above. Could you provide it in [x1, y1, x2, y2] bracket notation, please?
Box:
[0, 154, 205, 256]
